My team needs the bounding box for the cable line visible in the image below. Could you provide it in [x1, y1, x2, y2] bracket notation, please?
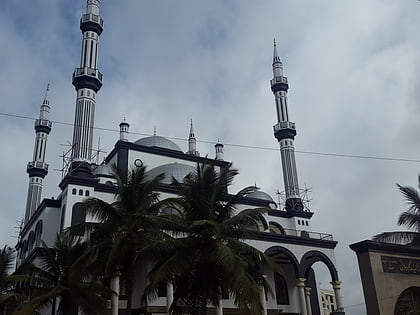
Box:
[1, 111, 420, 163]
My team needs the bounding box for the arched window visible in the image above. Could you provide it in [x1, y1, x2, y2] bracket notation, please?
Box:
[78, 189, 83, 196]
[274, 273, 289, 305]
[71, 203, 86, 236]
[35, 220, 43, 247]
[395, 287, 420, 315]
[85, 190, 90, 197]
[269, 222, 285, 235]
[28, 231, 35, 253]
[72, 188, 77, 195]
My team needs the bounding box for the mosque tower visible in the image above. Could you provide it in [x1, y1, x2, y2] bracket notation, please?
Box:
[271, 40, 304, 212]
[70, 0, 103, 172]
[24, 85, 52, 223]
[186, 119, 199, 156]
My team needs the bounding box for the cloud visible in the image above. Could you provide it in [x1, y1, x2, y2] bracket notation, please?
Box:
[2, 1, 420, 313]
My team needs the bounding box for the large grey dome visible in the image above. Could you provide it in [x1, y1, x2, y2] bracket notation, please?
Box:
[146, 163, 195, 184]
[246, 190, 275, 202]
[134, 136, 182, 152]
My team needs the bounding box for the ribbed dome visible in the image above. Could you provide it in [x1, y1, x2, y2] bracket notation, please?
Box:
[134, 136, 182, 152]
[146, 163, 195, 184]
[246, 190, 275, 202]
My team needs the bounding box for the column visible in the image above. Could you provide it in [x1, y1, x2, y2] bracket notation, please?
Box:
[296, 278, 307, 315]
[331, 281, 344, 311]
[216, 299, 223, 315]
[260, 285, 268, 315]
[305, 287, 312, 315]
[111, 273, 120, 315]
[167, 282, 174, 315]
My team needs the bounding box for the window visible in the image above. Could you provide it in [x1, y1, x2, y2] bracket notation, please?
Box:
[71, 203, 86, 236]
[79, 189, 83, 196]
[72, 188, 77, 195]
[274, 273, 289, 305]
[85, 190, 90, 197]
[297, 220, 301, 225]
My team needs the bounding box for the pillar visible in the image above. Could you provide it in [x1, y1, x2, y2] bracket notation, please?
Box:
[305, 287, 312, 315]
[296, 278, 308, 315]
[331, 281, 344, 311]
[216, 299, 223, 315]
[167, 282, 174, 314]
[260, 285, 268, 315]
[111, 273, 120, 315]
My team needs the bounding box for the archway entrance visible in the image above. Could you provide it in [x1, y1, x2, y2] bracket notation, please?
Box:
[395, 287, 420, 315]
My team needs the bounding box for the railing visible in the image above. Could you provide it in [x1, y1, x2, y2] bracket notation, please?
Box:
[270, 76, 288, 86]
[27, 161, 49, 171]
[81, 13, 104, 27]
[273, 121, 296, 132]
[73, 67, 103, 82]
[35, 119, 52, 128]
[282, 228, 333, 241]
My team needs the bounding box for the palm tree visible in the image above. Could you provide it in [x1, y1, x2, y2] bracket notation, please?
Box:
[82, 165, 167, 315]
[143, 163, 273, 315]
[373, 177, 420, 246]
[12, 234, 111, 315]
[0, 246, 18, 315]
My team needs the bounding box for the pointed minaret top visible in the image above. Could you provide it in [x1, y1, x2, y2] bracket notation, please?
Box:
[43, 83, 50, 106]
[273, 38, 282, 64]
[189, 119, 195, 138]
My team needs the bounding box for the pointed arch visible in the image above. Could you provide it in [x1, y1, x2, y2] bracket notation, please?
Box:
[300, 250, 338, 281]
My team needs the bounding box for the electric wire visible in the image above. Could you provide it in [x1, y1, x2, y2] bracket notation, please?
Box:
[2, 111, 420, 163]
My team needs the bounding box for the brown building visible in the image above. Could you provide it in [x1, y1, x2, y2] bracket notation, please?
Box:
[350, 240, 420, 315]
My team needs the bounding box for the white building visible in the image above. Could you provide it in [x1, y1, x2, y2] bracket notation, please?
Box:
[16, 1, 345, 314]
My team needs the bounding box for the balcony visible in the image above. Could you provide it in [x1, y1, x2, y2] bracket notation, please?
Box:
[27, 161, 49, 173]
[80, 13, 104, 34]
[270, 76, 288, 86]
[72, 67, 103, 92]
[282, 228, 333, 241]
[35, 119, 52, 129]
[273, 122, 296, 133]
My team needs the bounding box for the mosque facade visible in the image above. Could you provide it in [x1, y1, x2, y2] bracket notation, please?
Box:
[16, 1, 345, 314]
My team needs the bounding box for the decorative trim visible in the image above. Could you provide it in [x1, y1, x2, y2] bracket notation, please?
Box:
[350, 240, 420, 257]
[256, 231, 337, 249]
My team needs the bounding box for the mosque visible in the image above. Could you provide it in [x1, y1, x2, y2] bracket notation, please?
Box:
[16, 1, 345, 314]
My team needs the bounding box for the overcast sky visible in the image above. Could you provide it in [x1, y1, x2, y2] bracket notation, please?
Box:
[2, 0, 420, 313]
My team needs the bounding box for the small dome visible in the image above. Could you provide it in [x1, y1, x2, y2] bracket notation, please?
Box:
[92, 164, 112, 177]
[146, 163, 195, 184]
[134, 136, 182, 152]
[246, 190, 275, 202]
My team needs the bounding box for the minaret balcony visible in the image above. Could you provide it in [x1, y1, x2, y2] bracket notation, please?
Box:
[274, 122, 297, 141]
[80, 13, 104, 35]
[27, 161, 49, 178]
[271, 76, 289, 92]
[72, 67, 103, 92]
[35, 119, 52, 129]
[274, 121, 296, 132]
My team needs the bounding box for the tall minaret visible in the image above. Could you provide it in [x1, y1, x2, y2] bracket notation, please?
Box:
[70, 0, 103, 166]
[24, 84, 52, 223]
[271, 40, 304, 212]
[186, 119, 199, 156]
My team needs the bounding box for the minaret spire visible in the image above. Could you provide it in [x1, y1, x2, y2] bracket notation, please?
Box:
[186, 119, 199, 156]
[270, 39, 304, 212]
[70, 0, 104, 172]
[24, 84, 52, 223]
